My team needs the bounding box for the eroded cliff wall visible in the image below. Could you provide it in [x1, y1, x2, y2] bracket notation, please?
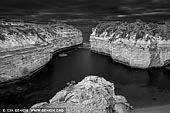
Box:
[90, 20, 170, 68]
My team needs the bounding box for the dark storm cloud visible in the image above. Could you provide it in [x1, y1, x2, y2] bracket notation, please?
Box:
[0, 0, 169, 8]
[0, 0, 170, 18]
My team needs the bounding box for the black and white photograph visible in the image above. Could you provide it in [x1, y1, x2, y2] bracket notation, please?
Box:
[0, 0, 170, 113]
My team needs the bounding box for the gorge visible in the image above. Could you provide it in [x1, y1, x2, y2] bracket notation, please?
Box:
[1, 0, 170, 112]
[0, 21, 83, 83]
[0, 19, 170, 113]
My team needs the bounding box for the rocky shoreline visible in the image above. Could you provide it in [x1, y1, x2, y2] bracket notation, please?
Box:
[0, 21, 83, 83]
[90, 20, 170, 69]
[27, 76, 132, 113]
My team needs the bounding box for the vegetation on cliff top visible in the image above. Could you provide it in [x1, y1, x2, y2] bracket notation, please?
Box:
[95, 20, 170, 41]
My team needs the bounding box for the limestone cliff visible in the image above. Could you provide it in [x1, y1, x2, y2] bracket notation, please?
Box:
[28, 76, 131, 113]
[0, 21, 83, 83]
[90, 20, 170, 68]
[0, 21, 83, 51]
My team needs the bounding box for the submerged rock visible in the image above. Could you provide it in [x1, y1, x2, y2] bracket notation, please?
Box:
[28, 76, 131, 113]
[90, 20, 170, 68]
[58, 53, 68, 57]
[165, 66, 170, 70]
[0, 21, 83, 83]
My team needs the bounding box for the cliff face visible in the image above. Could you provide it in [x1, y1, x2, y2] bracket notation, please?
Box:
[28, 76, 131, 113]
[0, 21, 83, 83]
[0, 49, 52, 83]
[90, 20, 170, 68]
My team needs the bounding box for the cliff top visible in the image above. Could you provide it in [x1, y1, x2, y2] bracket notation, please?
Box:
[0, 21, 81, 42]
[94, 20, 170, 41]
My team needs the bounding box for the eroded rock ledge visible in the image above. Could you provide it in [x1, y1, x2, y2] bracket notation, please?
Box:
[0, 21, 83, 83]
[28, 76, 131, 113]
[90, 20, 170, 68]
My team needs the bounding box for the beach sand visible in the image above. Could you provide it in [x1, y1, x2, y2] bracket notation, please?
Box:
[131, 104, 170, 113]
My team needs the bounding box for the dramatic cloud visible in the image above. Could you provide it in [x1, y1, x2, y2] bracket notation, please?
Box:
[0, 0, 169, 17]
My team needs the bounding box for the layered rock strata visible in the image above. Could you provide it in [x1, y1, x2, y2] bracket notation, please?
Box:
[28, 76, 131, 113]
[90, 20, 170, 68]
[0, 21, 83, 83]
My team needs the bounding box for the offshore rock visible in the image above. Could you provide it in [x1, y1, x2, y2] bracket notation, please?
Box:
[0, 21, 83, 83]
[90, 20, 170, 68]
[28, 76, 131, 113]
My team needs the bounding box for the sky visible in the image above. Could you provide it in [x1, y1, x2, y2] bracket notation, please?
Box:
[0, 0, 170, 22]
[0, 0, 169, 11]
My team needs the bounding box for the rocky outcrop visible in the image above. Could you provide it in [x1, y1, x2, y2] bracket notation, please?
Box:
[28, 76, 131, 113]
[90, 20, 170, 68]
[0, 21, 83, 83]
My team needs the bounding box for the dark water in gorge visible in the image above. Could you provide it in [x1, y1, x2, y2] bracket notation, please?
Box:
[0, 44, 170, 109]
[0, 0, 170, 111]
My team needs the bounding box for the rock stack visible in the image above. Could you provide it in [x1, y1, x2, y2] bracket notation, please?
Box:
[90, 20, 170, 68]
[0, 21, 83, 83]
[28, 76, 131, 113]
